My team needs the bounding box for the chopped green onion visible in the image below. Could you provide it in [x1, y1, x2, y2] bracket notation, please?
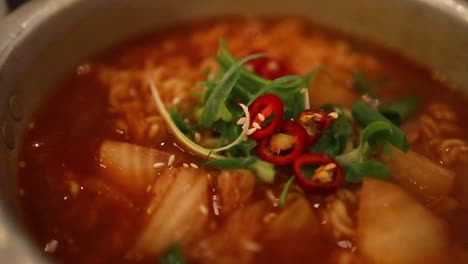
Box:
[352, 101, 409, 152]
[353, 70, 388, 96]
[151, 78, 253, 159]
[204, 156, 258, 169]
[213, 39, 311, 119]
[380, 96, 420, 126]
[225, 139, 257, 157]
[278, 176, 295, 206]
[246, 75, 306, 105]
[199, 54, 263, 127]
[160, 244, 188, 264]
[360, 121, 393, 151]
[149, 77, 223, 159]
[216, 39, 269, 87]
[248, 159, 275, 183]
[344, 160, 390, 183]
[336, 120, 392, 164]
[210, 103, 251, 153]
[204, 156, 275, 183]
[336, 120, 394, 183]
[169, 108, 192, 135]
[309, 106, 353, 157]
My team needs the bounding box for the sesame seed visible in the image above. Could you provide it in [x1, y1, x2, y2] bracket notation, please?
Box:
[258, 113, 265, 121]
[311, 113, 322, 121]
[328, 112, 339, 119]
[252, 122, 262, 130]
[153, 162, 165, 168]
[237, 117, 247, 125]
[213, 202, 220, 216]
[172, 97, 181, 105]
[168, 155, 175, 166]
[194, 132, 202, 143]
[199, 205, 208, 215]
[183, 163, 189, 168]
[324, 163, 337, 170]
[246, 128, 257, 135]
[300, 88, 307, 94]
[44, 239, 59, 253]
[146, 185, 152, 192]
[338, 240, 353, 249]
[190, 163, 199, 168]
[173, 142, 185, 152]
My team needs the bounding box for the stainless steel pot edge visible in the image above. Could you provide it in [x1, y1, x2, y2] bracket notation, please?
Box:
[0, 1, 82, 263]
[0, 0, 466, 263]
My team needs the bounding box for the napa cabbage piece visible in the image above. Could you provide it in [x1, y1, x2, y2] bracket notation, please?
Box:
[133, 168, 209, 257]
[217, 169, 256, 214]
[383, 148, 455, 198]
[266, 197, 319, 237]
[258, 197, 326, 263]
[98, 140, 174, 194]
[358, 178, 450, 264]
[187, 200, 271, 264]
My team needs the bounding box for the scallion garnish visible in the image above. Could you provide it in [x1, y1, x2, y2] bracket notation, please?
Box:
[353, 70, 388, 96]
[343, 160, 390, 183]
[199, 53, 263, 127]
[204, 157, 275, 183]
[309, 105, 353, 157]
[151, 39, 416, 190]
[169, 108, 193, 135]
[352, 101, 409, 152]
[380, 96, 420, 126]
[278, 176, 295, 206]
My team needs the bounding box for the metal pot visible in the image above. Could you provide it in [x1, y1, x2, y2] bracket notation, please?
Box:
[0, 0, 467, 262]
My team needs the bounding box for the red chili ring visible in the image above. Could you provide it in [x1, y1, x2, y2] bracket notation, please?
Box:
[245, 50, 292, 80]
[248, 94, 284, 140]
[256, 120, 307, 166]
[293, 153, 344, 193]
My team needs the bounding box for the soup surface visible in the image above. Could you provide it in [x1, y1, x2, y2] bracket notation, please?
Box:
[18, 18, 468, 264]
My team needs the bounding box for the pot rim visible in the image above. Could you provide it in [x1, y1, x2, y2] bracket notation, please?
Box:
[1, 0, 468, 64]
[0, 0, 466, 263]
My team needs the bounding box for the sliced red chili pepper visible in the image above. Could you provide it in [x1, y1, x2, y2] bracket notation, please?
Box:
[297, 109, 335, 146]
[248, 94, 284, 140]
[245, 50, 292, 80]
[293, 153, 344, 193]
[256, 120, 307, 166]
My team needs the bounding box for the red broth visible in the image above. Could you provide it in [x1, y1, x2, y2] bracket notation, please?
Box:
[18, 17, 468, 264]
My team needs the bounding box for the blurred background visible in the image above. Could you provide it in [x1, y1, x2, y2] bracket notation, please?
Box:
[1, 0, 28, 16]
